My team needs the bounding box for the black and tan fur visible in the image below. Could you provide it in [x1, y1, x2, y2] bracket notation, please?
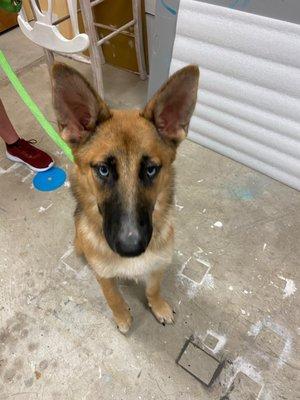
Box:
[52, 63, 199, 333]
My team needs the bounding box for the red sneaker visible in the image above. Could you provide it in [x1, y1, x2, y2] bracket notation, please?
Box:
[6, 139, 54, 172]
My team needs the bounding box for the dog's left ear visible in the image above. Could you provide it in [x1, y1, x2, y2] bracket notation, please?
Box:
[142, 65, 199, 145]
[52, 63, 111, 145]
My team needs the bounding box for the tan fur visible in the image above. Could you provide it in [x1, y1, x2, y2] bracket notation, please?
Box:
[96, 277, 133, 333]
[71, 111, 175, 330]
[52, 63, 199, 333]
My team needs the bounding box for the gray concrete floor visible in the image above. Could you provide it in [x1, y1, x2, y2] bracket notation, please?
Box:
[0, 28, 299, 400]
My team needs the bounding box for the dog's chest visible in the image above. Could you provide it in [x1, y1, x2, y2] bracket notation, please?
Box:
[94, 246, 173, 279]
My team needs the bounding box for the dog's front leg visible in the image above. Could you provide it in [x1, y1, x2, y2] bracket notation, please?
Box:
[97, 277, 132, 333]
[146, 270, 174, 325]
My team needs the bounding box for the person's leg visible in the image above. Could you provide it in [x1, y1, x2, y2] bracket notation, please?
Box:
[0, 98, 54, 172]
[0, 99, 19, 144]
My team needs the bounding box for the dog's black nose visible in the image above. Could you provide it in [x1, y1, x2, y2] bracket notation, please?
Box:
[103, 203, 153, 258]
[115, 226, 146, 257]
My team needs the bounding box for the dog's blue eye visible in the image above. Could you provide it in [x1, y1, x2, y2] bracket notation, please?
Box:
[147, 165, 158, 178]
[99, 165, 109, 177]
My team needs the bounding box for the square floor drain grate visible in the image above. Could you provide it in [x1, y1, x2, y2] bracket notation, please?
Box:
[176, 338, 223, 386]
[181, 258, 209, 283]
[222, 372, 262, 400]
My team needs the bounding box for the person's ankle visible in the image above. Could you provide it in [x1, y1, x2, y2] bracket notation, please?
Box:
[6, 138, 21, 147]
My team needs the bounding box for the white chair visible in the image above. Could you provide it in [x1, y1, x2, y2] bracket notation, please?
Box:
[18, 0, 147, 97]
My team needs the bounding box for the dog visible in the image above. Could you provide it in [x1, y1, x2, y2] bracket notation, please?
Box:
[52, 63, 199, 333]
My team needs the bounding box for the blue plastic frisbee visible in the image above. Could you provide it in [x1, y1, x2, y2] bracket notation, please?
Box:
[33, 166, 66, 192]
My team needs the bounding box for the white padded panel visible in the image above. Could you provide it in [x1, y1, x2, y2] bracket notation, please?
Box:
[170, 0, 300, 190]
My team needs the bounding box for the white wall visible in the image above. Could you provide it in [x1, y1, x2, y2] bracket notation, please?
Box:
[145, 0, 156, 68]
[171, 0, 300, 190]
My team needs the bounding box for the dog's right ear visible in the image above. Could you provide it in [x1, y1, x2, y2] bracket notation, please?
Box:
[52, 63, 111, 145]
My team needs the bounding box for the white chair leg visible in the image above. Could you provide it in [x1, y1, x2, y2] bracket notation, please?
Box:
[66, 0, 79, 35]
[132, 0, 147, 80]
[79, 0, 104, 97]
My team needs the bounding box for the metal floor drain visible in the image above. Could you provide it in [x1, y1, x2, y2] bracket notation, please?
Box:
[176, 337, 223, 387]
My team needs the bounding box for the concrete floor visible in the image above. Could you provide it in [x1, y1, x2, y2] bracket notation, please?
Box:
[0, 28, 299, 400]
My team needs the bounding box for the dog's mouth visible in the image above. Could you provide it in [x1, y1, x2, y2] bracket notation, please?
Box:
[101, 202, 153, 258]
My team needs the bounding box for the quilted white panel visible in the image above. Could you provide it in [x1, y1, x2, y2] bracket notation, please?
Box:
[170, 0, 300, 190]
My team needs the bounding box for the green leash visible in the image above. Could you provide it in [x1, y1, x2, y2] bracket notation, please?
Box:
[0, 51, 74, 162]
[0, 0, 22, 13]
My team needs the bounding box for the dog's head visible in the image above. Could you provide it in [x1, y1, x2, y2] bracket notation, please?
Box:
[52, 63, 199, 257]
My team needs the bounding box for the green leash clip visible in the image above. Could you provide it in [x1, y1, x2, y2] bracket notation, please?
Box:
[0, 0, 22, 13]
[0, 50, 74, 162]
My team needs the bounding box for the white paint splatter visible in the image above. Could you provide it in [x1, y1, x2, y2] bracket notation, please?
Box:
[21, 171, 34, 183]
[269, 280, 280, 289]
[248, 321, 263, 336]
[175, 196, 184, 211]
[241, 309, 246, 315]
[197, 179, 204, 183]
[184, 280, 199, 299]
[38, 203, 53, 213]
[228, 286, 233, 291]
[220, 356, 264, 399]
[248, 318, 293, 368]
[277, 275, 297, 298]
[283, 279, 297, 298]
[232, 357, 263, 384]
[202, 208, 206, 213]
[213, 221, 223, 228]
[59, 246, 89, 280]
[202, 273, 214, 289]
[60, 246, 74, 261]
[193, 247, 204, 258]
[62, 262, 89, 280]
[260, 388, 273, 400]
[263, 243, 267, 251]
[177, 252, 214, 298]
[0, 161, 19, 175]
[205, 330, 227, 354]
[180, 257, 192, 270]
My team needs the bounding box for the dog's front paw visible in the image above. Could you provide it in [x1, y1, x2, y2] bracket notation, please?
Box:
[114, 308, 133, 334]
[149, 298, 175, 325]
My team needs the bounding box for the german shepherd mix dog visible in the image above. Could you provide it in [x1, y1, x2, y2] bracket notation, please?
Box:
[52, 63, 199, 333]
